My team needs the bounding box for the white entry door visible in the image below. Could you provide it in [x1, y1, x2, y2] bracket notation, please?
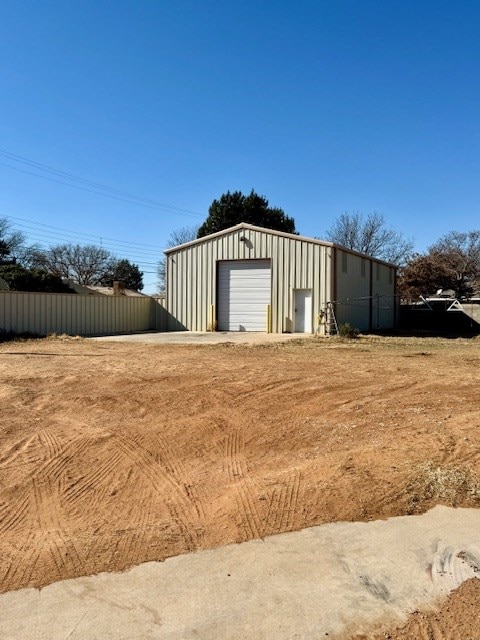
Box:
[294, 289, 312, 333]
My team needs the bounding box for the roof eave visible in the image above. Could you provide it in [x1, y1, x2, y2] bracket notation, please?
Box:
[164, 222, 397, 268]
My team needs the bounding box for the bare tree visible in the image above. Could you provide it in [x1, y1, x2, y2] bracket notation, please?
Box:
[430, 230, 480, 285]
[326, 211, 414, 265]
[0, 217, 31, 264]
[157, 226, 199, 293]
[33, 244, 113, 285]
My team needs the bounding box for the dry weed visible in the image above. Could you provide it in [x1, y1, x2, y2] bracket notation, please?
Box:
[46, 332, 83, 341]
[407, 462, 480, 511]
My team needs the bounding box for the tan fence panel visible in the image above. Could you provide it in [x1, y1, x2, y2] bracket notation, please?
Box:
[0, 292, 168, 336]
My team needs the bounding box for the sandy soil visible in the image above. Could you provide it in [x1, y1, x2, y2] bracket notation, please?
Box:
[1, 334, 480, 638]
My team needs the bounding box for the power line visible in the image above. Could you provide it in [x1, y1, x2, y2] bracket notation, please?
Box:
[0, 148, 204, 216]
[14, 229, 164, 261]
[2, 212, 169, 276]
[31, 250, 160, 270]
[12, 231, 163, 260]
[27, 242, 161, 267]
[0, 148, 204, 218]
[1, 212, 163, 289]
[3, 213, 164, 248]
[2, 213, 168, 255]
[0, 160, 202, 218]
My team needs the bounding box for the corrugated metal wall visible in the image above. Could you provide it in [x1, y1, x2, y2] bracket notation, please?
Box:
[334, 249, 396, 331]
[0, 292, 168, 336]
[371, 262, 396, 329]
[166, 226, 332, 332]
[334, 250, 372, 330]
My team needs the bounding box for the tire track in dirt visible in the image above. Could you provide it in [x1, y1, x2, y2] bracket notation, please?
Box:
[109, 487, 157, 566]
[38, 429, 71, 495]
[1, 532, 43, 589]
[32, 471, 84, 578]
[38, 429, 62, 461]
[31, 477, 64, 578]
[230, 376, 305, 404]
[194, 417, 226, 457]
[114, 433, 191, 506]
[1, 429, 90, 591]
[166, 500, 197, 550]
[157, 433, 207, 519]
[142, 431, 209, 521]
[264, 487, 281, 532]
[0, 435, 36, 468]
[37, 434, 91, 482]
[0, 493, 30, 534]
[264, 471, 303, 534]
[0, 501, 8, 521]
[63, 448, 124, 509]
[224, 429, 265, 540]
[21, 430, 86, 584]
[279, 471, 303, 532]
[113, 433, 201, 548]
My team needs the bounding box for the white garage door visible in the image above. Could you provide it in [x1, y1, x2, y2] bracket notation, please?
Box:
[217, 260, 271, 331]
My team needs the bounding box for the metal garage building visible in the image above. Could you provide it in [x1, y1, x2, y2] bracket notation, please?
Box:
[165, 223, 397, 334]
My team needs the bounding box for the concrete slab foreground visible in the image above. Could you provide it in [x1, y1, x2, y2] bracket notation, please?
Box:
[1, 506, 480, 639]
[89, 331, 312, 345]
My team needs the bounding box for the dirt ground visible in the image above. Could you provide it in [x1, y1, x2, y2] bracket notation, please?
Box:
[1, 334, 480, 638]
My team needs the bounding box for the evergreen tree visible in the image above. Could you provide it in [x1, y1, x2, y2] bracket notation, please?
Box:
[197, 190, 296, 238]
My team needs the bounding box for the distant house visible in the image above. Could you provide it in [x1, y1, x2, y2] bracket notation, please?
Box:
[65, 281, 147, 297]
[165, 223, 397, 334]
[402, 293, 480, 332]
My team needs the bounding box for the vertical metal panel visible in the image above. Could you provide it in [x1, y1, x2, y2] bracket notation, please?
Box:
[334, 250, 395, 331]
[274, 237, 283, 332]
[153, 299, 168, 331]
[371, 264, 395, 329]
[0, 292, 167, 336]
[334, 250, 371, 330]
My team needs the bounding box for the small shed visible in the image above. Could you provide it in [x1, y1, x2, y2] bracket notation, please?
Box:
[165, 223, 397, 334]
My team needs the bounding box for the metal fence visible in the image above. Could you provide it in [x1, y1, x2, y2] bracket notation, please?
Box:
[0, 292, 169, 337]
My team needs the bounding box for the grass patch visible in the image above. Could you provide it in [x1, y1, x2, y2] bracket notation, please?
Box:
[337, 323, 360, 339]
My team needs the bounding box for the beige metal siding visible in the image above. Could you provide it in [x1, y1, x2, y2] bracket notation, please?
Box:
[371, 264, 396, 329]
[0, 292, 167, 336]
[334, 250, 372, 330]
[334, 250, 396, 331]
[166, 227, 332, 333]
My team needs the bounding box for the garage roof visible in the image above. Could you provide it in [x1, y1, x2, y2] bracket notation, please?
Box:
[164, 222, 396, 267]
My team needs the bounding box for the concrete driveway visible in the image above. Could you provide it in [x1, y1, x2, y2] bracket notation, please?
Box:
[89, 331, 313, 345]
[1, 506, 479, 639]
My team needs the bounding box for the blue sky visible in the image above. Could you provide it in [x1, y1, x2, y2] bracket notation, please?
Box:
[1, 1, 479, 292]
